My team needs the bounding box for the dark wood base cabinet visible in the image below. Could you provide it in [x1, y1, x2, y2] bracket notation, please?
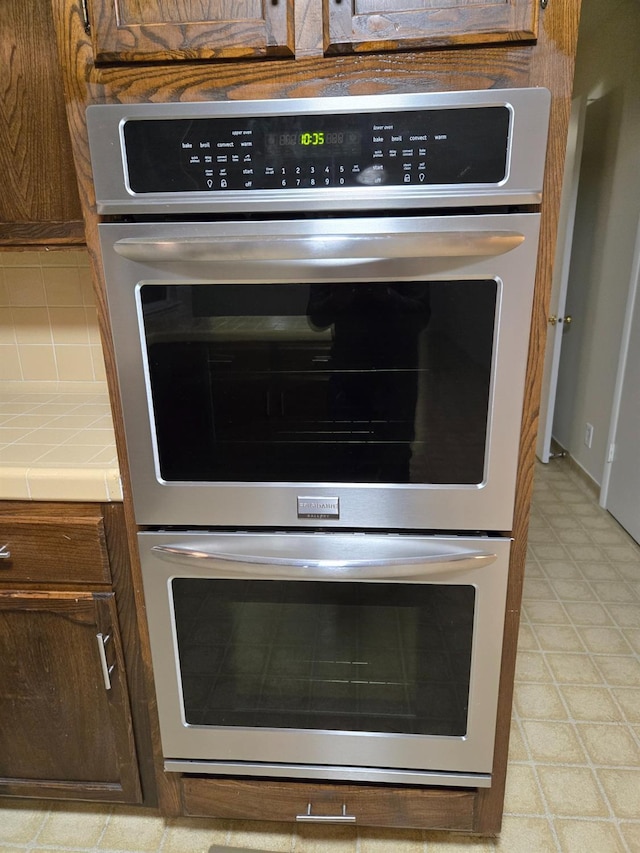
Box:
[0, 502, 142, 803]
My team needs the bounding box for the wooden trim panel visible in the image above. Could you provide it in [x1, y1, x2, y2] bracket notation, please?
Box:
[182, 776, 476, 830]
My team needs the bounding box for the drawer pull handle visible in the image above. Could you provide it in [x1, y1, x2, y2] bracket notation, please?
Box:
[96, 632, 114, 691]
[0, 545, 10, 561]
[296, 803, 356, 823]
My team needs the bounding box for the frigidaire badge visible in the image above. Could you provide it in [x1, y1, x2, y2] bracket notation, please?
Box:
[297, 497, 340, 519]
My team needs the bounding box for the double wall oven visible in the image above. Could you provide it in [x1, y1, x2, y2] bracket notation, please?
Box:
[88, 88, 550, 789]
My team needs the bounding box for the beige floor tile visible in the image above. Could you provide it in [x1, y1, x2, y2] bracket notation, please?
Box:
[162, 817, 230, 853]
[98, 810, 166, 851]
[37, 803, 112, 846]
[578, 627, 633, 655]
[224, 821, 295, 852]
[514, 651, 553, 683]
[503, 764, 545, 815]
[534, 625, 585, 653]
[554, 818, 626, 853]
[598, 769, 640, 820]
[587, 528, 631, 546]
[507, 721, 529, 762]
[522, 602, 568, 625]
[612, 560, 640, 581]
[530, 544, 570, 562]
[619, 822, 640, 851]
[622, 629, 640, 655]
[545, 653, 602, 685]
[516, 623, 538, 651]
[563, 602, 612, 626]
[514, 683, 567, 720]
[591, 581, 637, 604]
[292, 824, 357, 852]
[522, 578, 557, 601]
[601, 544, 640, 563]
[550, 580, 596, 602]
[537, 766, 609, 818]
[521, 720, 586, 764]
[559, 685, 620, 722]
[606, 603, 640, 628]
[578, 723, 640, 767]
[610, 688, 640, 723]
[564, 545, 605, 562]
[579, 561, 622, 581]
[0, 804, 47, 844]
[523, 559, 544, 578]
[539, 560, 582, 580]
[593, 655, 640, 687]
[494, 816, 557, 853]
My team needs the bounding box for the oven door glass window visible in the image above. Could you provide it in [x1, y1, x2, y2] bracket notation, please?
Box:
[173, 578, 475, 737]
[140, 280, 496, 485]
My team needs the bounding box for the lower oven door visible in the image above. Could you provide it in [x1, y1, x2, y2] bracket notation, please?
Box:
[139, 531, 510, 788]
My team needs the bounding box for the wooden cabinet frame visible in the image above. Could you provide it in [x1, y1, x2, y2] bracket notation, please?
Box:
[49, 0, 581, 833]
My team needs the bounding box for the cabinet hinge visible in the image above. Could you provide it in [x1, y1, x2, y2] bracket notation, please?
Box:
[81, 0, 91, 34]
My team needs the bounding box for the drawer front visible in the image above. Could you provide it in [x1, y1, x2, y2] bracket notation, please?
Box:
[0, 517, 110, 585]
[181, 777, 475, 830]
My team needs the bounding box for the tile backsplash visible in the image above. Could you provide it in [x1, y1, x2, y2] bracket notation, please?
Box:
[0, 250, 106, 383]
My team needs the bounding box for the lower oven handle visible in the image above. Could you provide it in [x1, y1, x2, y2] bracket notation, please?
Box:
[150, 542, 497, 580]
[113, 231, 525, 263]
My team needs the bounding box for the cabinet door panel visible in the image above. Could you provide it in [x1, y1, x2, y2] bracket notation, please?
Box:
[0, 592, 141, 802]
[87, 0, 295, 63]
[324, 0, 538, 55]
[0, 0, 83, 245]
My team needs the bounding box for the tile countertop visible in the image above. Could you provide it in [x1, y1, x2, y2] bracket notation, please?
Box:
[0, 382, 122, 502]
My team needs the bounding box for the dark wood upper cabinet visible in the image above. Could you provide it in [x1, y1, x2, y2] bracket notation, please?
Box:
[86, 0, 296, 63]
[324, 0, 539, 55]
[0, 0, 84, 246]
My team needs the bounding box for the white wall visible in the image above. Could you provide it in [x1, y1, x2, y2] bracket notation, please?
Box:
[552, 0, 640, 483]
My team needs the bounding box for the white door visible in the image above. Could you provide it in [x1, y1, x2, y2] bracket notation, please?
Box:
[602, 216, 640, 544]
[536, 98, 586, 463]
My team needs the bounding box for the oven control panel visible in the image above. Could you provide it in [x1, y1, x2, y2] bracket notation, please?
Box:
[87, 88, 551, 214]
[123, 107, 509, 194]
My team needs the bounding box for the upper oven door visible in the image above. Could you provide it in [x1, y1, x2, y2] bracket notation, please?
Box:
[99, 212, 540, 530]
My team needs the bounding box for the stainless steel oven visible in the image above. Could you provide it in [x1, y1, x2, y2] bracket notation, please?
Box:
[88, 88, 550, 789]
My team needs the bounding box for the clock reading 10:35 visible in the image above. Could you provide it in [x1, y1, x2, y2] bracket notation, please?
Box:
[270, 132, 347, 147]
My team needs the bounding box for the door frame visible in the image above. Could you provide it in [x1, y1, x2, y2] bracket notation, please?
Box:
[536, 97, 586, 463]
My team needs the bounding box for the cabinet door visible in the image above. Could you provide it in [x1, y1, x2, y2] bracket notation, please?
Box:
[0, 0, 83, 246]
[324, 0, 538, 55]
[87, 0, 295, 63]
[0, 591, 141, 803]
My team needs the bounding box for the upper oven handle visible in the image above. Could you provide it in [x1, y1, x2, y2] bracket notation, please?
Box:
[150, 539, 498, 581]
[113, 231, 525, 263]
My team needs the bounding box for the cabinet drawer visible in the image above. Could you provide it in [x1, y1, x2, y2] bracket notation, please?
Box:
[181, 777, 475, 830]
[0, 516, 111, 585]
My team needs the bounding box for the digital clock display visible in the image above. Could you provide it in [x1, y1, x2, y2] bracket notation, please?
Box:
[266, 130, 361, 155]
